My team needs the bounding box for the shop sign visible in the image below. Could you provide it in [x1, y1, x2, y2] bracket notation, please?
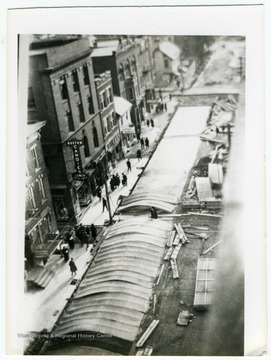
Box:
[66, 139, 84, 178]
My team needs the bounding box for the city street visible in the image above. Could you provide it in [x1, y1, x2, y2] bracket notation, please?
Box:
[22, 35, 246, 356]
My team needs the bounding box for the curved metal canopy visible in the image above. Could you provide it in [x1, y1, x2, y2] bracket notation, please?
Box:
[51, 219, 172, 344]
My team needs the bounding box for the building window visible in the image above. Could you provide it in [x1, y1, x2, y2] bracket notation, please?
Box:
[125, 61, 131, 78]
[72, 70, 80, 92]
[28, 87, 36, 109]
[109, 87, 113, 103]
[106, 88, 111, 105]
[107, 116, 112, 132]
[93, 127, 99, 148]
[112, 112, 117, 126]
[83, 135, 90, 157]
[100, 92, 105, 110]
[83, 64, 90, 85]
[164, 58, 169, 69]
[77, 101, 85, 123]
[28, 187, 36, 209]
[38, 177, 46, 200]
[128, 87, 134, 101]
[59, 77, 68, 100]
[65, 110, 75, 132]
[103, 92, 108, 108]
[45, 213, 52, 232]
[30, 146, 39, 169]
[87, 95, 94, 114]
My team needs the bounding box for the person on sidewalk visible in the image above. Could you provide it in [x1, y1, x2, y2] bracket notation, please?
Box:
[96, 187, 102, 201]
[140, 138, 145, 150]
[122, 173, 127, 186]
[102, 197, 108, 212]
[126, 159, 131, 172]
[137, 149, 142, 161]
[169, 93, 172, 101]
[164, 103, 167, 112]
[62, 247, 69, 262]
[146, 119, 150, 127]
[69, 258, 77, 277]
[150, 119, 154, 128]
[145, 137, 149, 148]
[90, 223, 97, 239]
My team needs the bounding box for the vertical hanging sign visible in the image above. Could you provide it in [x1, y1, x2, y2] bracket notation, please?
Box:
[66, 139, 86, 180]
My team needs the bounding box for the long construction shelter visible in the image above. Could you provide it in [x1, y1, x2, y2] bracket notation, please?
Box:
[42, 218, 172, 355]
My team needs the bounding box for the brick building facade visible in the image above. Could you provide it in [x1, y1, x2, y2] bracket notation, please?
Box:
[28, 37, 107, 226]
[25, 122, 58, 267]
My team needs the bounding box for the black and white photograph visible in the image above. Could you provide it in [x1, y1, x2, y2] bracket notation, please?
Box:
[4, 4, 268, 358]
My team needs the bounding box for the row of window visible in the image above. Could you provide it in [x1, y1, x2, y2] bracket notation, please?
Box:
[28, 175, 46, 210]
[59, 64, 91, 101]
[100, 87, 113, 111]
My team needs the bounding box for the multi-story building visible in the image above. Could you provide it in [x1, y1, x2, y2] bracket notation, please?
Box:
[114, 96, 134, 154]
[25, 122, 58, 268]
[152, 38, 181, 86]
[94, 71, 122, 168]
[91, 37, 148, 137]
[134, 36, 156, 113]
[28, 36, 107, 226]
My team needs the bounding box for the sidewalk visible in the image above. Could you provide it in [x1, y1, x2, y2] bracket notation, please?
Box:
[80, 97, 179, 227]
[23, 243, 93, 334]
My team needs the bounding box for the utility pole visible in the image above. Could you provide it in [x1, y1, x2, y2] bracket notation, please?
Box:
[102, 161, 114, 225]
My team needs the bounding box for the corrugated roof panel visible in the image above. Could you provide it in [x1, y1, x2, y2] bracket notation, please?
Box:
[52, 219, 170, 343]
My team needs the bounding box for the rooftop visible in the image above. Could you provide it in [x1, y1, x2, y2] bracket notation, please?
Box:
[159, 41, 181, 61]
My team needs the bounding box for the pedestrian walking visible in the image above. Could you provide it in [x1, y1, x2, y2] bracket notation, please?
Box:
[165, 103, 167, 112]
[62, 246, 69, 262]
[69, 258, 77, 276]
[102, 197, 108, 212]
[169, 93, 172, 101]
[146, 119, 150, 127]
[126, 159, 131, 172]
[115, 173, 120, 187]
[145, 137, 149, 148]
[137, 149, 142, 161]
[122, 173, 127, 186]
[150, 119, 154, 128]
[68, 235, 75, 249]
[140, 138, 145, 150]
[90, 223, 97, 239]
[110, 176, 115, 192]
[96, 187, 102, 201]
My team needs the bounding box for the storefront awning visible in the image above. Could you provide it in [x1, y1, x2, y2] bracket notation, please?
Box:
[121, 126, 136, 134]
[114, 96, 133, 117]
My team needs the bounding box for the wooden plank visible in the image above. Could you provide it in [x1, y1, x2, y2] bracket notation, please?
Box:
[171, 243, 182, 260]
[173, 234, 180, 246]
[170, 259, 179, 279]
[195, 177, 213, 202]
[201, 240, 221, 255]
[136, 320, 160, 348]
[163, 247, 173, 261]
[167, 230, 176, 247]
[155, 264, 165, 285]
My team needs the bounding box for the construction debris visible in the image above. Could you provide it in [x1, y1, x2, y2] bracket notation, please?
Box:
[136, 320, 160, 348]
[170, 243, 182, 260]
[170, 259, 179, 279]
[163, 247, 174, 261]
[156, 264, 165, 285]
[201, 240, 221, 255]
[177, 310, 192, 326]
[167, 230, 176, 247]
